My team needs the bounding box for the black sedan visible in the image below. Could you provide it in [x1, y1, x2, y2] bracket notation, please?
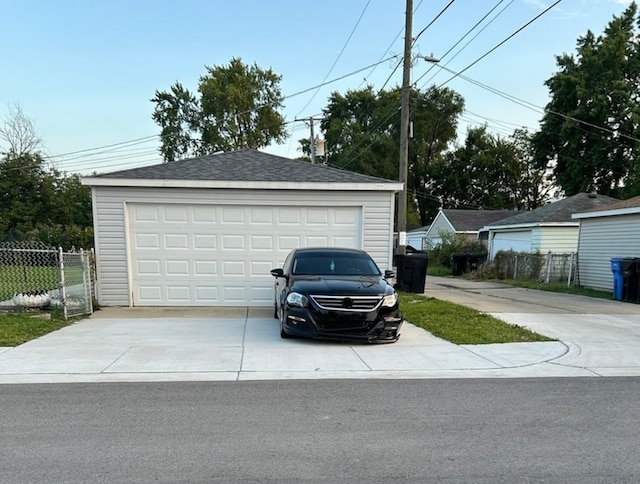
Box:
[271, 247, 403, 343]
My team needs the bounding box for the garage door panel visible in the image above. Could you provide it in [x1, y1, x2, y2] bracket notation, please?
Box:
[222, 235, 245, 249]
[194, 234, 216, 249]
[250, 235, 273, 250]
[165, 234, 189, 249]
[128, 203, 362, 306]
[194, 260, 217, 275]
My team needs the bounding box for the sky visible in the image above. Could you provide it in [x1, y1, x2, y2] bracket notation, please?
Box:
[0, 0, 634, 175]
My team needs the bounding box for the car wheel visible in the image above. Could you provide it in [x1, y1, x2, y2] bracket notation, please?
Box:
[280, 309, 292, 339]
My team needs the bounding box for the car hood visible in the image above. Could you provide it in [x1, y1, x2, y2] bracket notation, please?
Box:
[290, 276, 393, 296]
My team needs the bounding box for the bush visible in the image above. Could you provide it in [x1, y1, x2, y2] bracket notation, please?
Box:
[426, 231, 487, 269]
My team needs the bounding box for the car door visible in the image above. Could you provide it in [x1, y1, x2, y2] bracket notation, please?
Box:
[274, 251, 293, 311]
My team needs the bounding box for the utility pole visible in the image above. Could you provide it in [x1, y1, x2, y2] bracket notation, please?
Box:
[397, 0, 413, 256]
[296, 116, 325, 164]
[309, 116, 316, 164]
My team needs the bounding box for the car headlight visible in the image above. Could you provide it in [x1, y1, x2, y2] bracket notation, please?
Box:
[382, 293, 398, 308]
[286, 292, 309, 308]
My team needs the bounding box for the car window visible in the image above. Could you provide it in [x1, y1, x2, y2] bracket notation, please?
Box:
[292, 253, 381, 276]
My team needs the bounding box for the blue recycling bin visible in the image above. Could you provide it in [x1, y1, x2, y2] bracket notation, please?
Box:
[611, 257, 624, 300]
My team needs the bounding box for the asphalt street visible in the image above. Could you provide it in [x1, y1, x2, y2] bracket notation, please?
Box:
[0, 276, 639, 383]
[1, 378, 639, 483]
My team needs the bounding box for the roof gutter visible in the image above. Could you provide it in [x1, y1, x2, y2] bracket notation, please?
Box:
[81, 178, 403, 192]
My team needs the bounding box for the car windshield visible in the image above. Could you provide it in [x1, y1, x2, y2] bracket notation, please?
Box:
[292, 252, 381, 276]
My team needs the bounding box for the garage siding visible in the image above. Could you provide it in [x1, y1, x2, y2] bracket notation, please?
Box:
[92, 187, 395, 306]
[533, 226, 579, 254]
[576, 214, 640, 291]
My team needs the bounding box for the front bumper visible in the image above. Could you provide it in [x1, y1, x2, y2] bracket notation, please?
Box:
[283, 306, 403, 343]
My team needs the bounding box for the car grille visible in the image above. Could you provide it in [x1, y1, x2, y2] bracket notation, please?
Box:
[310, 295, 383, 312]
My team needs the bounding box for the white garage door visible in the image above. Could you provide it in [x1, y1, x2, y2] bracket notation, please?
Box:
[490, 230, 532, 259]
[127, 203, 362, 306]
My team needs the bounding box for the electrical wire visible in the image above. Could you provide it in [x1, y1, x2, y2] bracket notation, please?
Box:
[294, 0, 371, 117]
[435, 0, 564, 89]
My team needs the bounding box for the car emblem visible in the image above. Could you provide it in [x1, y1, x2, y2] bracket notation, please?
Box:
[342, 297, 353, 308]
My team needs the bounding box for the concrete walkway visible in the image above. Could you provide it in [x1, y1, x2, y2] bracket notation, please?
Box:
[0, 277, 638, 383]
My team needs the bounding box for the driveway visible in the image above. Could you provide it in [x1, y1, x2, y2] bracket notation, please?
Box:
[0, 277, 639, 383]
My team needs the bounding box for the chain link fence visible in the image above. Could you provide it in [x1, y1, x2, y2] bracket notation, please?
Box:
[494, 250, 576, 286]
[0, 241, 94, 319]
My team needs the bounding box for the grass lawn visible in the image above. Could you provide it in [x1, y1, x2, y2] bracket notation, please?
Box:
[0, 311, 74, 346]
[0, 265, 59, 301]
[399, 292, 554, 344]
[495, 279, 614, 300]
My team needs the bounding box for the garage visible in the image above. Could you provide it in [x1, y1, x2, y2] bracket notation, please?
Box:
[83, 149, 401, 307]
[489, 230, 531, 259]
[128, 202, 361, 306]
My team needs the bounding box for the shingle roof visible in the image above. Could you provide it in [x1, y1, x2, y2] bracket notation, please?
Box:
[90, 149, 396, 184]
[582, 195, 640, 212]
[488, 193, 619, 226]
[442, 209, 522, 232]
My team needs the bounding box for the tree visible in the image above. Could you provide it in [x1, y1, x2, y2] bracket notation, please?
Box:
[151, 58, 288, 161]
[427, 126, 551, 211]
[0, 152, 93, 248]
[408, 86, 465, 225]
[319, 85, 464, 226]
[0, 104, 43, 157]
[532, 2, 640, 198]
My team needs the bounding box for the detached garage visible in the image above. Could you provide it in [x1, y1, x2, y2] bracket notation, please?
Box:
[82, 149, 402, 307]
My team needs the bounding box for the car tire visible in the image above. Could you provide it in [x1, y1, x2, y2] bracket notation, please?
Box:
[273, 302, 278, 319]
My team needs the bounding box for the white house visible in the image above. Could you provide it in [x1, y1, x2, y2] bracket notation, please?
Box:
[483, 193, 618, 260]
[82, 150, 402, 307]
[573, 195, 640, 291]
[424, 209, 518, 248]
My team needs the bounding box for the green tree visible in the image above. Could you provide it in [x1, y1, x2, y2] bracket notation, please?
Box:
[427, 126, 550, 211]
[408, 86, 465, 225]
[151, 58, 288, 161]
[532, 2, 640, 198]
[319, 85, 464, 226]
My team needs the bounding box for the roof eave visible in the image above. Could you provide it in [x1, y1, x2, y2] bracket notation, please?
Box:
[573, 207, 640, 219]
[483, 221, 580, 231]
[81, 178, 403, 191]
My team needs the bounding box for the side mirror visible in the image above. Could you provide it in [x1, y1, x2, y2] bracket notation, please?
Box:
[384, 270, 395, 279]
[270, 268, 285, 278]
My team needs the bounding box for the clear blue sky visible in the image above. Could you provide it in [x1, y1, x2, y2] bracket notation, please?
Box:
[0, 0, 633, 174]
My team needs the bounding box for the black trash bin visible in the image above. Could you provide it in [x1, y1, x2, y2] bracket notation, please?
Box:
[394, 252, 429, 293]
[621, 258, 639, 303]
[469, 253, 488, 271]
[451, 253, 469, 276]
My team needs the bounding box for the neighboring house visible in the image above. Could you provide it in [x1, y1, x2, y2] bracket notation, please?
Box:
[483, 193, 619, 260]
[572, 195, 640, 291]
[424, 209, 519, 248]
[407, 225, 430, 250]
[82, 149, 402, 307]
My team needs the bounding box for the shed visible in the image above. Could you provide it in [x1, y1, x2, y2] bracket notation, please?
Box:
[424, 209, 518, 248]
[483, 193, 619, 260]
[572, 195, 640, 291]
[82, 149, 402, 307]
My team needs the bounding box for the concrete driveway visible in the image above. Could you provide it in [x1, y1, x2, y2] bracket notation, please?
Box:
[0, 277, 639, 383]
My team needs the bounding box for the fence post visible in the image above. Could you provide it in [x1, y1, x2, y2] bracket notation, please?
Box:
[545, 251, 552, 283]
[514, 254, 518, 279]
[58, 247, 68, 320]
[567, 252, 575, 288]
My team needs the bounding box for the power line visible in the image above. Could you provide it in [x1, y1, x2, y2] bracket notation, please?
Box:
[436, 0, 564, 90]
[294, 0, 371, 117]
[413, 0, 513, 88]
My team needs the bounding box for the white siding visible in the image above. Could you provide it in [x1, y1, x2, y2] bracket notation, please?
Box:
[532, 226, 579, 253]
[489, 230, 531, 259]
[92, 187, 395, 306]
[576, 214, 640, 291]
[425, 212, 454, 245]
